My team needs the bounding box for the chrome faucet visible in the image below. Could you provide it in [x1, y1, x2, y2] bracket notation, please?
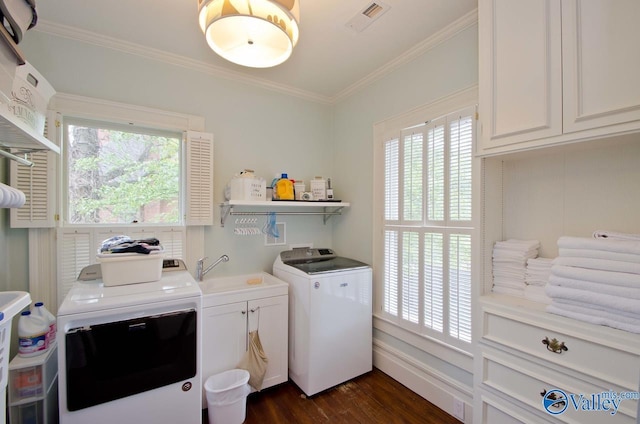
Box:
[196, 254, 229, 281]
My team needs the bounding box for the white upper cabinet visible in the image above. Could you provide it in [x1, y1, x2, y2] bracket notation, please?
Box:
[562, 0, 640, 134]
[478, 0, 640, 156]
[478, 0, 562, 151]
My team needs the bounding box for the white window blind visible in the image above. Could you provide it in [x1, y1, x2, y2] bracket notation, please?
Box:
[381, 106, 475, 350]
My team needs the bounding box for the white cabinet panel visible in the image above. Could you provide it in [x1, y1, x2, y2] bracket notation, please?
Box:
[247, 296, 288, 391]
[479, 0, 562, 150]
[201, 294, 288, 404]
[562, 0, 640, 133]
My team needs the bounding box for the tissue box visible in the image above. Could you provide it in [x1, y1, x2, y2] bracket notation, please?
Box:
[97, 250, 164, 287]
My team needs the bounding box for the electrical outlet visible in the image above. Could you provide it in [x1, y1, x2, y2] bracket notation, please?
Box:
[453, 398, 465, 421]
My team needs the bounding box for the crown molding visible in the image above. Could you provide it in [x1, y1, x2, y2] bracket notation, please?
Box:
[332, 9, 478, 103]
[34, 9, 477, 106]
[33, 20, 333, 105]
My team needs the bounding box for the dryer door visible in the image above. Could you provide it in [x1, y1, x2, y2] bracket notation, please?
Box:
[65, 309, 197, 411]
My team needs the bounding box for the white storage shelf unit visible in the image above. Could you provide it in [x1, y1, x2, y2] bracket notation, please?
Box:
[8, 345, 58, 424]
[475, 136, 640, 423]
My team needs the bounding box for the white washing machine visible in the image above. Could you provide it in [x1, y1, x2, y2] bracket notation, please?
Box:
[273, 248, 372, 396]
[57, 259, 202, 424]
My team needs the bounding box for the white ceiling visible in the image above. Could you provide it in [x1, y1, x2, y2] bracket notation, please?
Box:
[33, 0, 477, 102]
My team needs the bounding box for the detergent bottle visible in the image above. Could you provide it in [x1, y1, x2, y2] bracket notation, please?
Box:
[18, 310, 49, 357]
[273, 173, 295, 200]
[33, 302, 56, 347]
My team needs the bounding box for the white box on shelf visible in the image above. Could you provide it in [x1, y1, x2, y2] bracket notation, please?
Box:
[96, 250, 164, 287]
[7, 61, 55, 136]
[227, 176, 267, 201]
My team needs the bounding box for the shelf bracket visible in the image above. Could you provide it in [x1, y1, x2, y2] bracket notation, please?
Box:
[323, 206, 345, 224]
[220, 204, 232, 227]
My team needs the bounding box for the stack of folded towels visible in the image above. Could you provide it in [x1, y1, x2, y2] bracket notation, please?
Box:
[546, 231, 640, 334]
[524, 257, 553, 304]
[492, 239, 540, 297]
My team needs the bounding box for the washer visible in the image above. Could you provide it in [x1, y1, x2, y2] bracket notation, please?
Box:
[57, 259, 202, 424]
[273, 248, 372, 396]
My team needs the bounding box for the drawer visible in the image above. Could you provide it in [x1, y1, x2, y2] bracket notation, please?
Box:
[479, 346, 638, 424]
[475, 389, 555, 424]
[482, 307, 640, 391]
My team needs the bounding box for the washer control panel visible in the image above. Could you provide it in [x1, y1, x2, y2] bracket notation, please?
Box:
[280, 248, 336, 264]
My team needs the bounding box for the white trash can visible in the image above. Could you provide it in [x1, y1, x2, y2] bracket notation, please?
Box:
[205, 369, 251, 424]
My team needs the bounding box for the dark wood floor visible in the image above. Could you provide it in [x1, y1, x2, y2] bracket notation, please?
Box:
[203, 368, 460, 423]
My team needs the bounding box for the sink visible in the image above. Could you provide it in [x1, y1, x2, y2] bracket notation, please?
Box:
[0, 291, 31, 324]
[199, 272, 288, 307]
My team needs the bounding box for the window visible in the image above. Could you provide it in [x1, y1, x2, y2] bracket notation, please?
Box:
[380, 106, 475, 350]
[64, 119, 182, 225]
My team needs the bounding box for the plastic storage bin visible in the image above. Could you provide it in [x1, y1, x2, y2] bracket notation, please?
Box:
[204, 369, 250, 424]
[96, 250, 164, 287]
[9, 344, 58, 424]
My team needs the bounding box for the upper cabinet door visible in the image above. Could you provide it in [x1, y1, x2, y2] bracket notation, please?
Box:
[478, 0, 562, 152]
[562, 0, 640, 133]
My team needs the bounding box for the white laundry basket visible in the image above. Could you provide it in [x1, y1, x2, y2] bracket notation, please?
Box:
[205, 369, 250, 424]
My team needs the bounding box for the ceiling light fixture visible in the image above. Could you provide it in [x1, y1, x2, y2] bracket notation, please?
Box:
[198, 0, 300, 68]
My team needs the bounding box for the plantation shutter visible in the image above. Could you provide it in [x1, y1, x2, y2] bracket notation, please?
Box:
[380, 105, 475, 349]
[10, 111, 60, 228]
[185, 130, 214, 226]
[57, 228, 93, 306]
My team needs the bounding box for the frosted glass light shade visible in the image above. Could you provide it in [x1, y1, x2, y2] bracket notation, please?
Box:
[198, 0, 300, 68]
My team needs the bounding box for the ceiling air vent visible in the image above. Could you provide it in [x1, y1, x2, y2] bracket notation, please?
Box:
[346, 1, 390, 33]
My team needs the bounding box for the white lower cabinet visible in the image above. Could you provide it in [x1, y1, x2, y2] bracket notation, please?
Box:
[474, 295, 640, 424]
[201, 291, 288, 404]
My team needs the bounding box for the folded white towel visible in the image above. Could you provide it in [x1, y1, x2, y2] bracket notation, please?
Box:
[0, 183, 26, 208]
[547, 303, 640, 334]
[545, 285, 640, 315]
[558, 248, 640, 263]
[551, 298, 640, 321]
[558, 236, 640, 256]
[548, 275, 640, 300]
[492, 285, 525, 297]
[592, 230, 640, 241]
[551, 265, 640, 289]
[524, 285, 551, 304]
[553, 256, 640, 275]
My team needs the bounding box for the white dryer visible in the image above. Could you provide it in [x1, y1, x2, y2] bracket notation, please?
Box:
[273, 248, 372, 396]
[57, 259, 202, 424]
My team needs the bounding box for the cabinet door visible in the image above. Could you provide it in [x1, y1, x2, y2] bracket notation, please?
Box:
[479, 0, 562, 152]
[562, 0, 640, 133]
[201, 302, 247, 392]
[248, 295, 288, 390]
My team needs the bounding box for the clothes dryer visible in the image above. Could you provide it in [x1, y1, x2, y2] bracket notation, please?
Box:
[57, 259, 202, 424]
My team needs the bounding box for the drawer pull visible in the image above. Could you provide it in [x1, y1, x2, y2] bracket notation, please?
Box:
[542, 337, 568, 354]
[540, 389, 567, 409]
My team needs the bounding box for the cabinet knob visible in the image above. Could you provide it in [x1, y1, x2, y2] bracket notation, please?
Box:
[250, 308, 256, 313]
[241, 310, 246, 315]
[542, 336, 568, 354]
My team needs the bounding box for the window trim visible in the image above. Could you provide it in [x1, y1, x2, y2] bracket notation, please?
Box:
[372, 86, 479, 361]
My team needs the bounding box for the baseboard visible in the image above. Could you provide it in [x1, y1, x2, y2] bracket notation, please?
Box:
[373, 339, 474, 423]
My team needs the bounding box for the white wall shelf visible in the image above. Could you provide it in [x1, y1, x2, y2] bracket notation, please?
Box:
[0, 26, 58, 167]
[220, 201, 350, 226]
